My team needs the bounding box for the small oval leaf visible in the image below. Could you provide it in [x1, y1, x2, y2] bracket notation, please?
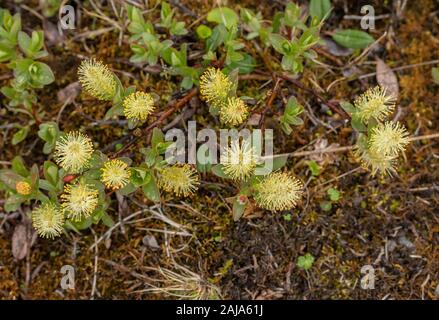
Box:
[332, 29, 375, 49]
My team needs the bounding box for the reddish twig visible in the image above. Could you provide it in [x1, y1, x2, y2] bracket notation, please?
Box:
[241, 72, 350, 121]
[277, 73, 351, 120]
[258, 78, 283, 128]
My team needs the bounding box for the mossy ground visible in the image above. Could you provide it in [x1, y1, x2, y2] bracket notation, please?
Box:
[0, 0, 438, 299]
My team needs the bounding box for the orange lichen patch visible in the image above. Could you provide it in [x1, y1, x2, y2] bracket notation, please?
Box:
[399, 70, 429, 102]
[402, 36, 437, 64]
[0, 267, 19, 300]
[398, 0, 435, 38]
[395, 0, 439, 107]
[398, 23, 439, 105]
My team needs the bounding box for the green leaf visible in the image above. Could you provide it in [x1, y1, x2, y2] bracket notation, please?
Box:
[131, 168, 151, 187]
[327, 187, 341, 202]
[281, 54, 297, 71]
[41, 0, 61, 17]
[283, 2, 303, 28]
[232, 196, 246, 221]
[12, 126, 29, 145]
[339, 101, 356, 115]
[142, 176, 160, 202]
[211, 164, 230, 179]
[18, 30, 45, 58]
[38, 122, 59, 154]
[17, 31, 31, 55]
[223, 53, 256, 74]
[83, 169, 101, 181]
[206, 24, 227, 52]
[151, 127, 165, 150]
[351, 114, 367, 132]
[320, 201, 332, 211]
[282, 96, 304, 127]
[332, 29, 375, 49]
[101, 212, 115, 227]
[141, 148, 157, 168]
[309, 0, 332, 21]
[207, 7, 239, 29]
[281, 122, 293, 135]
[289, 116, 304, 126]
[160, 2, 172, 22]
[308, 160, 320, 176]
[432, 67, 439, 85]
[28, 62, 55, 87]
[30, 31, 44, 52]
[0, 170, 22, 189]
[196, 25, 212, 39]
[225, 68, 239, 96]
[296, 253, 315, 270]
[156, 141, 173, 155]
[170, 21, 188, 36]
[38, 179, 55, 192]
[285, 96, 301, 114]
[256, 154, 289, 176]
[117, 182, 137, 196]
[104, 103, 124, 120]
[272, 12, 283, 33]
[268, 33, 289, 54]
[68, 216, 93, 231]
[88, 151, 107, 169]
[0, 10, 21, 46]
[272, 155, 288, 171]
[11, 156, 28, 177]
[5, 194, 24, 212]
[43, 161, 59, 186]
[126, 5, 153, 35]
[0, 42, 16, 62]
[30, 164, 39, 187]
[180, 75, 193, 89]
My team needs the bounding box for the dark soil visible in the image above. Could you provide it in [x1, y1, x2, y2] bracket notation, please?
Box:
[0, 0, 438, 300]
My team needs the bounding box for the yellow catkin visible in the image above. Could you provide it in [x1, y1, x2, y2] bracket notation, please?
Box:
[32, 202, 65, 239]
[101, 159, 131, 190]
[158, 164, 199, 197]
[254, 172, 303, 211]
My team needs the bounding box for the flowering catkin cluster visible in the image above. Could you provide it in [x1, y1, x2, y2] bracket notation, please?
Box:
[123, 91, 155, 121]
[61, 181, 99, 221]
[353, 86, 410, 176]
[32, 128, 138, 238]
[54, 131, 94, 174]
[101, 159, 131, 190]
[32, 202, 65, 239]
[354, 86, 396, 123]
[220, 139, 258, 181]
[78, 59, 155, 122]
[158, 164, 199, 197]
[200, 68, 249, 126]
[254, 172, 303, 211]
[78, 59, 117, 101]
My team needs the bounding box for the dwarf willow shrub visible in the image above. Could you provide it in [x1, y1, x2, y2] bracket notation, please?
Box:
[0, 8, 55, 112]
[340, 87, 410, 176]
[0, 8, 55, 143]
[0, 2, 410, 240]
